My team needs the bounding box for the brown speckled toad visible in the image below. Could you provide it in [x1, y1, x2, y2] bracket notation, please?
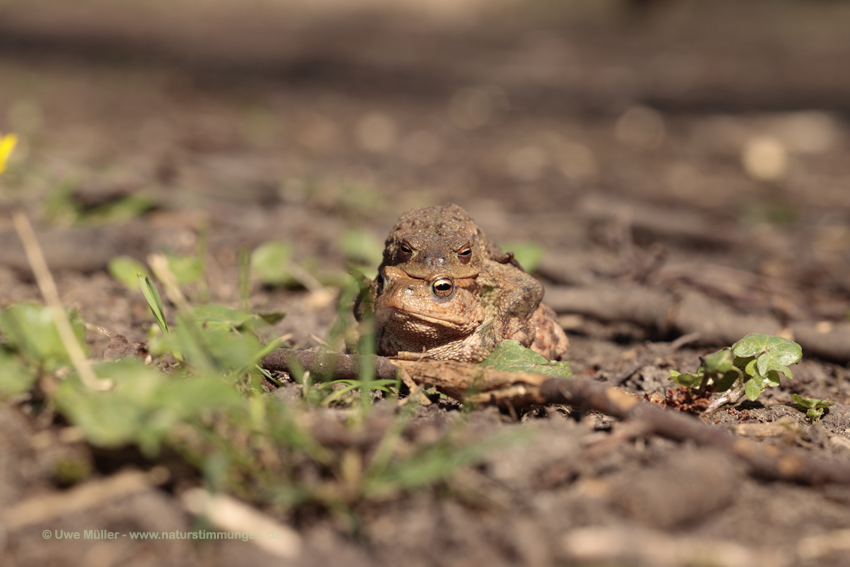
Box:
[374, 267, 566, 362]
[357, 204, 543, 322]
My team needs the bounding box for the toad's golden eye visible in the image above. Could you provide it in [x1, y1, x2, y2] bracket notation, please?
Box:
[456, 246, 472, 265]
[431, 277, 454, 298]
[399, 243, 413, 261]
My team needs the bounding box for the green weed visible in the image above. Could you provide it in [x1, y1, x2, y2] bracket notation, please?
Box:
[0, 243, 512, 517]
[790, 394, 834, 423]
[669, 332, 809, 413]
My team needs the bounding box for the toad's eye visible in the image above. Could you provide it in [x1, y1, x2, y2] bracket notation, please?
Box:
[456, 246, 472, 265]
[399, 243, 413, 261]
[431, 277, 454, 298]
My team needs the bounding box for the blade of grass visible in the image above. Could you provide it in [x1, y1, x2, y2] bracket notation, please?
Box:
[358, 318, 377, 413]
[138, 274, 169, 334]
[256, 364, 284, 388]
[319, 379, 398, 406]
[148, 253, 193, 315]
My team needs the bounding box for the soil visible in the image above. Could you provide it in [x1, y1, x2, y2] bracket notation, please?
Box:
[1, 2, 850, 566]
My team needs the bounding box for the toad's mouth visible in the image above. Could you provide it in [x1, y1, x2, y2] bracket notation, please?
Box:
[380, 304, 475, 330]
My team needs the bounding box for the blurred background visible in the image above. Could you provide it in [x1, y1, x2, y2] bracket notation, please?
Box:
[3, 3, 850, 566]
[0, 0, 849, 342]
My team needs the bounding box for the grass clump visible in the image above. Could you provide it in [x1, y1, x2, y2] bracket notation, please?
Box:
[0, 246, 510, 519]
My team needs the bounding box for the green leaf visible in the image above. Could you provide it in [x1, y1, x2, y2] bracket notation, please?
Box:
[363, 429, 525, 499]
[790, 394, 834, 410]
[108, 256, 149, 290]
[154, 318, 268, 376]
[744, 375, 765, 401]
[763, 369, 783, 387]
[340, 229, 383, 269]
[480, 340, 572, 378]
[0, 303, 87, 367]
[714, 369, 742, 393]
[732, 333, 802, 367]
[192, 305, 256, 331]
[757, 357, 793, 383]
[251, 241, 295, 286]
[500, 241, 545, 273]
[790, 393, 813, 408]
[0, 348, 37, 395]
[54, 359, 243, 456]
[78, 193, 158, 224]
[154, 377, 243, 416]
[54, 359, 165, 449]
[138, 275, 168, 334]
[167, 254, 204, 286]
[703, 348, 734, 375]
[191, 305, 284, 335]
[790, 394, 833, 423]
[669, 369, 702, 388]
[732, 335, 800, 398]
[255, 311, 286, 325]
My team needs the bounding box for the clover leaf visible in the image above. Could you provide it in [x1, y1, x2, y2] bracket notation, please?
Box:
[732, 333, 802, 369]
[669, 333, 804, 412]
[669, 370, 703, 388]
[481, 340, 572, 378]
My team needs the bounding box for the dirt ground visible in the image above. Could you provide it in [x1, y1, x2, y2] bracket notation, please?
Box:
[1, 1, 850, 566]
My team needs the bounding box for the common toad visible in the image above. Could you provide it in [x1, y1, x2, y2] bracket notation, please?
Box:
[373, 266, 568, 362]
[359, 204, 543, 322]
[358, 204, 568, 362]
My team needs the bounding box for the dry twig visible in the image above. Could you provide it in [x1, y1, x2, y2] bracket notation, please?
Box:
[12, 212, 112, 391]
[261, 349, 850, 486]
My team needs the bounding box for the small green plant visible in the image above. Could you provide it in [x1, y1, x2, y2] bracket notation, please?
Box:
[166, 252, 205, 287]
[790, 394, 834, 423]
[43, 183, 158, 226]
[0, 131, 515, 521]
[54, 358, 243, 456]
[340, 228, 384, 271]
[251, 241, 297, 286]
[138, 274, 170, 335]
[108, 256, 150, 290]
[669, 333, 802, 414]
[0, 302, 88, 374]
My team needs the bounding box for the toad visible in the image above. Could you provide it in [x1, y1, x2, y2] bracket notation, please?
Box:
[373, 266, 568, 362]
[357, 204, 544, 322]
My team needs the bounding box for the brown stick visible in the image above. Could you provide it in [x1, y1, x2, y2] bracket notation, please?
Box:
[260, 349, 850, 486]
[261, 348, 401, 382]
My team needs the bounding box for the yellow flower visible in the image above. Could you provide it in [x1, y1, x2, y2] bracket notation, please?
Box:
[0, 132, 18, 174]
